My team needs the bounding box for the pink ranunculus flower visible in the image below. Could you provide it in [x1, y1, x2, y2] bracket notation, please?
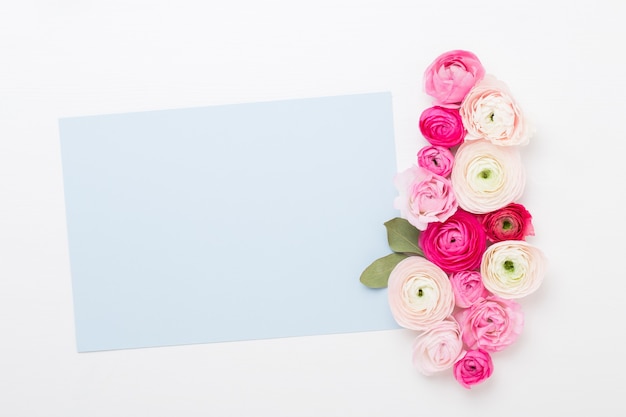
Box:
[387, 256, 455, 331]
[481, 203, 535, 242]
[423, 50, 486, 108]
[456, 295, 524, 352]
[412, 318, 464, 376]
[419, 106, 465, 147]
[393, 165, 458, 231]
[449, 270, 490, 308]
[450, 140, 525, 214]
[460, 75, 533, 146]
[481, 240, 547, 299]
[453, 349, 494, 389]
[419, 209, 487, 273]
[417, 145, 455, 177]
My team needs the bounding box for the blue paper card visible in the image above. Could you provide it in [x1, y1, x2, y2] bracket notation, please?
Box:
[59, 93, 400, 352]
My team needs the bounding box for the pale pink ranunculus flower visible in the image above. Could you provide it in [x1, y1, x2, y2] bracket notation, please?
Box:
[412, 318, 464, 376]
[449, 270, 490, 308]
[453, 349, 494, 389]
[424, 50, 486, 108]
[450, 140, 525, 214]
[481, 240, 547, 299]
[417, 145, 455, 178]
[387, 256, 455, 331]
[460, 75, 533, 146]
[393, 165, 458, 231]
[456, 295, 524, 352]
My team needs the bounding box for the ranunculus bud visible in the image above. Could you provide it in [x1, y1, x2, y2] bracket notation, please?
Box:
[453, 349, 494, 389]
[417, 145, 454, 177]
[419, 106, 465, 148]
[423, 50, 486, 107]
[449, 270, 489, 308]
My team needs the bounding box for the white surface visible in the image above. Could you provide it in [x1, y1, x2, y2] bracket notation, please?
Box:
[1, 0, 624, 415]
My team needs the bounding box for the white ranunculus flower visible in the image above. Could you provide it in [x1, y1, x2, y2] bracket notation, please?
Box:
[451, 140, 525, 214]
[387, 256, 455, 331]
[460, 75, 533, 146]
[481, 240, 547, 299]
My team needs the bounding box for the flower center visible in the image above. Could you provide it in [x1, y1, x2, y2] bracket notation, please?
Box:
[480, 169, 492, 179]
[488, 111, 495, 122]
[417, 288, 423, 297]
[502, 219, 513, 230]
[504, 260, 515, 272]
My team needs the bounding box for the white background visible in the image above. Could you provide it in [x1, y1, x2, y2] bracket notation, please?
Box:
[1, 0, 624, 415]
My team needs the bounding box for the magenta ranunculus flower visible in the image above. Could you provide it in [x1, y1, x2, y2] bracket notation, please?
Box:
[423, 50, 486, 108]
[453, 349, 494, 389]
[419, 106, 465, 148]
[393, 165, 458, 231]
[448, 270, 489, 308]
[456, 295, 524, 352]
[412, 318, 464, 376]
[417, 145, 454, 177]
[419, 209, 486, 273]
[481, 203, 535, 242]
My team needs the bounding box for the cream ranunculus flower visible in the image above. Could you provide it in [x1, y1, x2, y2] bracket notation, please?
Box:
[481, 240, 547, 299]
[460, 75, 532, 146]
[387, 256, 455, 331]
[451, 140, 525, 214]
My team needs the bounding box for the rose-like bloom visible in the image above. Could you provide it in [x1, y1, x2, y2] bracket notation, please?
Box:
[456, 295, 524, 352]
[387, 256, 455, 331]
[417, 145, 454, 177]
[393, 165, 458, 231]
[481, 203, 535, 242]
[451, 140, 525, 214]
[449, 270, 490, 308]
[412, 318, 464, 376]
[419, 209, 486, 273]
[481, 240, 546, 299]
[460, 75, 532, 146]
[453, 349, 494, 389]
[418, 106, 465, 147]
[423, 50, 486, 108]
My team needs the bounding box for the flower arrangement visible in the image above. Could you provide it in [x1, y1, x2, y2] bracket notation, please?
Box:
[360, 50, 546, 389]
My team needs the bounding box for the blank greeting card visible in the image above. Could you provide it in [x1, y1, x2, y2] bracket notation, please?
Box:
[59, 92, 400, 352]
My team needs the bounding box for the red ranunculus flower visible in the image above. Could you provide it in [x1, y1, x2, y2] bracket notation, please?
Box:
[481, 203, 534, 242]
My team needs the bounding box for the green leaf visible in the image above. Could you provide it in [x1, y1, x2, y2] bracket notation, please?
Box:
[359, 253, 409, 288]
[384, 217, 424, 256]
